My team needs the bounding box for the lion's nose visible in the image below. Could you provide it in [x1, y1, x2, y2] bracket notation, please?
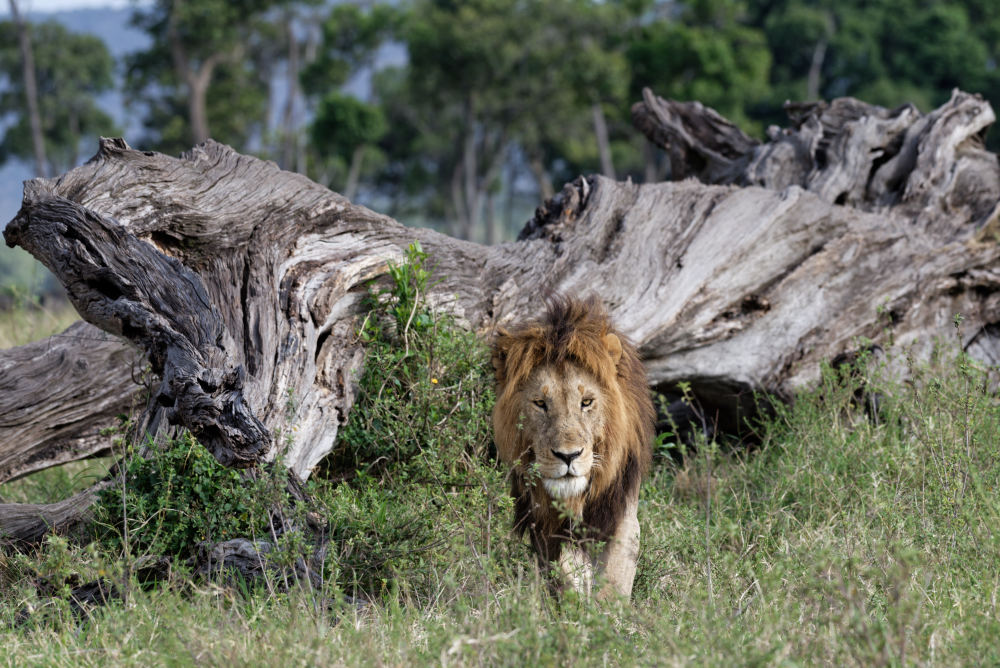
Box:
[552, 449, 582, 466]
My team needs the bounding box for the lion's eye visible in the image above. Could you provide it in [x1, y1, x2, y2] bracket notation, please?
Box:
[581, 397, 594, 408]
[532, 399, 547, 411]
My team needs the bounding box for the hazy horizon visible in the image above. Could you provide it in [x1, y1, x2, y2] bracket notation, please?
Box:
[1, 0, 137, 14]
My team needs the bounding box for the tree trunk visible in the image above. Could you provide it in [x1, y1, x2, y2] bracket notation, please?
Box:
[187, 58, 221, 145]
[462, 120, 481, 239]
[806, 39, 827, 101]
[592, 102, 616, 180]
[343, 144, 364, 202]
[280, 12, 300, 170]
[167, 0, 222, 145]
[3, 90, 1000, 542]
[9, 0, 47, 178]
[0, 321, 142, 484]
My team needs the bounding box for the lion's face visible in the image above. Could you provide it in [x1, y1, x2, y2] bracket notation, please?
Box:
[519, 361, 607, 500]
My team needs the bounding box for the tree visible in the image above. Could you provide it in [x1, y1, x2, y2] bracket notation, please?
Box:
[126, 0, 281, 154]
[5, 0, 45, 177]
[627, 0, 772, 134]
[0, 17, 116, 174]
[511, 0, 637, 195]
[300, 3, 396, 199]
[378, 0, 638, 240]
[310, 92, 386, 200]
[746, 0, 1000, 142]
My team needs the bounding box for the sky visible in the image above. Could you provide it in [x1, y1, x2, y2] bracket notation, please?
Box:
[1, 0, 136, 13]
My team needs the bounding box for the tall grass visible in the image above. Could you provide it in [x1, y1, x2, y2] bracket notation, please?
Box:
[1, 266, 998, 664]
[0, 296, 78, 348]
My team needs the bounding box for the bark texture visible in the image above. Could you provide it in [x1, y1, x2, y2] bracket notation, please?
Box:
[0, 321, 141, 484]
[2, 91, 999, 543]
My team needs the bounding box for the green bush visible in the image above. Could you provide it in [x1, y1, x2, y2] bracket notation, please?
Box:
[94, 431, 276, 559]
[310, 241, 514, 601]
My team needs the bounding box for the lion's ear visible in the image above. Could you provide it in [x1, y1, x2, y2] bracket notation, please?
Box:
[603, 333, 623, 365]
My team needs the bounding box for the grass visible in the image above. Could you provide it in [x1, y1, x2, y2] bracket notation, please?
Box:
[0, 297, 79, 348]
[1, 268, 999, 664]
[0, 459, 111, 505]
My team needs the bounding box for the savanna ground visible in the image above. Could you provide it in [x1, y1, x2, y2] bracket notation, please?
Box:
[1, 258, 998, 667]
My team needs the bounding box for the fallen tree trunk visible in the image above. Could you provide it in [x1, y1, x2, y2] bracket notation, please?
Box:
[2, 92, 999, 542]
[0, 321, 142, 483]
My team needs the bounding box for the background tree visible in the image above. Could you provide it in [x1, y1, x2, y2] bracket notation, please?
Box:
[5, 0, 46, 177]
[746, 0, 1000, 139]
[125, 0, 281, 154]
[0, 19, 117, 175]
[373, 0, 642, 241]
[512, 0, 639, 197]
[309, 92, 386, 201]
[627, 0, 772, 133]
[300, 3, 396, 200]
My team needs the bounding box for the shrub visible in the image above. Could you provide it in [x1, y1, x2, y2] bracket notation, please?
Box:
[94, 430, 276, 559]
[310, 242, 515, 601]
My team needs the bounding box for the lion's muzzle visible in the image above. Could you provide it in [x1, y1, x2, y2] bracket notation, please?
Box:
[543, 474, 588, 499]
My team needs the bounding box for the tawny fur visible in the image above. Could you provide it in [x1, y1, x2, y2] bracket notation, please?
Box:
[492, 296, 654, 589]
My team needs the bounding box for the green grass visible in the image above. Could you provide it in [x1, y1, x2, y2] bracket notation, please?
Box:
[0, 298, 79, 348]
[0, 459, 111, 505]
[2, 257, 998, 664]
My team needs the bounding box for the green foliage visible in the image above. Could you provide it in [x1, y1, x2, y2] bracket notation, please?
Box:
[308, 90, 387, 190]
[125, 0, 278, 153]
[312, 242, 509, 599]
[299, 3, 398, 95]
[0, 20, 117, 173]
[299, 3, 395, 192]
[94, 431, 274, 558]
[748, 0, 1000, 137]
[627, 1, 772, 132]
[382, 241, 432, 334]
[312, 92, 386, 158]
[374, 0, 641, 237]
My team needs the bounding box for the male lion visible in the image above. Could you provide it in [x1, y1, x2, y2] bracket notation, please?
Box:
[492, 296, 654, 600]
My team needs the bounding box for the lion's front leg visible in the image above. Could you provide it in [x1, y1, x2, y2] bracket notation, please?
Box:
[557, 543, 594, 598]
[596, 486, 640, 601]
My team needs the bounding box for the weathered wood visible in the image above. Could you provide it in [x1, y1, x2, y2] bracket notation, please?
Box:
[633, 86, 1000, 236]
[0, 481, 109, 544]
[5, 187, 272, 469]
[2, 91, 999, 543]
[631, 87, 760, 184]
[0, 322, 141, 484]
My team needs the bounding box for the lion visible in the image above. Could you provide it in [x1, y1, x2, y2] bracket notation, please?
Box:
[491, 296, 654, 600]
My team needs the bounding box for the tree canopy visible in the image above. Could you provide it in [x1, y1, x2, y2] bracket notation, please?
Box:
[3, 0, 1000, 243]
[0, 19, 117, 174]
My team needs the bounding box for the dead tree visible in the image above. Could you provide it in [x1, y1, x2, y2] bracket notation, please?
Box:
[2, 91, 998, 544]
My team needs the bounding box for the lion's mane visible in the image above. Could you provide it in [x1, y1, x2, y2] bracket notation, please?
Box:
[492, 296, 654, 562]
